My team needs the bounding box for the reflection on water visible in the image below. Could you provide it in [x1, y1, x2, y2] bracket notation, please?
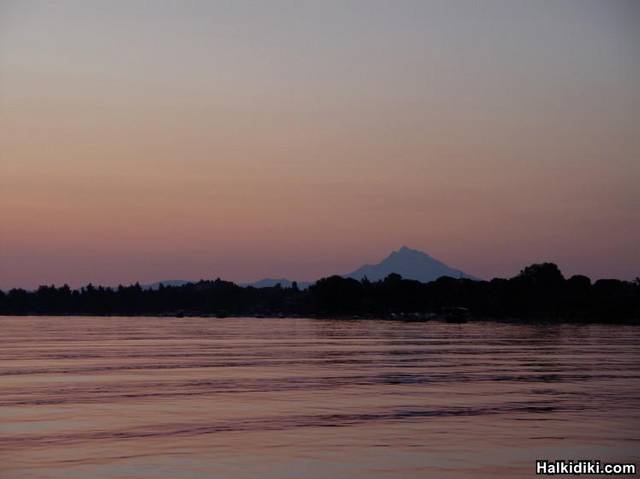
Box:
[1, 316, 639, 478]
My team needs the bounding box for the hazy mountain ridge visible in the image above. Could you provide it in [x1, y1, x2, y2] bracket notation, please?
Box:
[345, 246, 477, 282]
[145, 247, 476, 289]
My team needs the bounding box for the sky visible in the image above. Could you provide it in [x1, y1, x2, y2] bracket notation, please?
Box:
[1, 0, 639, 289]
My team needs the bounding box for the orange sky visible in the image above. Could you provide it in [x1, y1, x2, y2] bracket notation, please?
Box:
[1, 1, 639, 288]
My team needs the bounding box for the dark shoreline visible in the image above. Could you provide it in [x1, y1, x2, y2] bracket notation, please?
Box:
[3, 262, 639, 322]
[2, 313, 638, 325]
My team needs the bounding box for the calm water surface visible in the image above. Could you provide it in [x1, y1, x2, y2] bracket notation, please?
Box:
[1, 316, 639, 478]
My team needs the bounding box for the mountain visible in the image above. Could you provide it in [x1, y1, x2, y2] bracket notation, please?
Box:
[244, 278, 311, 289]
[143, 247, 474, 290]
[344, 246, 477, 283]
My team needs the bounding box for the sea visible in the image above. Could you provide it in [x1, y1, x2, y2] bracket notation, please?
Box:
[1, 316, 638, 478]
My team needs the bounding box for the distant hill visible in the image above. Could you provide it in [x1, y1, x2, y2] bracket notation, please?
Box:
[345, 246, 477, 282]
[243, 278, 311, 289]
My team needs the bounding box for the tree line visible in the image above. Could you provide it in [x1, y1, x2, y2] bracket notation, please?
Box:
[1, 263, 639, 321]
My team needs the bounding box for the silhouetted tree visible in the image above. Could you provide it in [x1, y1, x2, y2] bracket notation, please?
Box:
[1, 262, 638, 321]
